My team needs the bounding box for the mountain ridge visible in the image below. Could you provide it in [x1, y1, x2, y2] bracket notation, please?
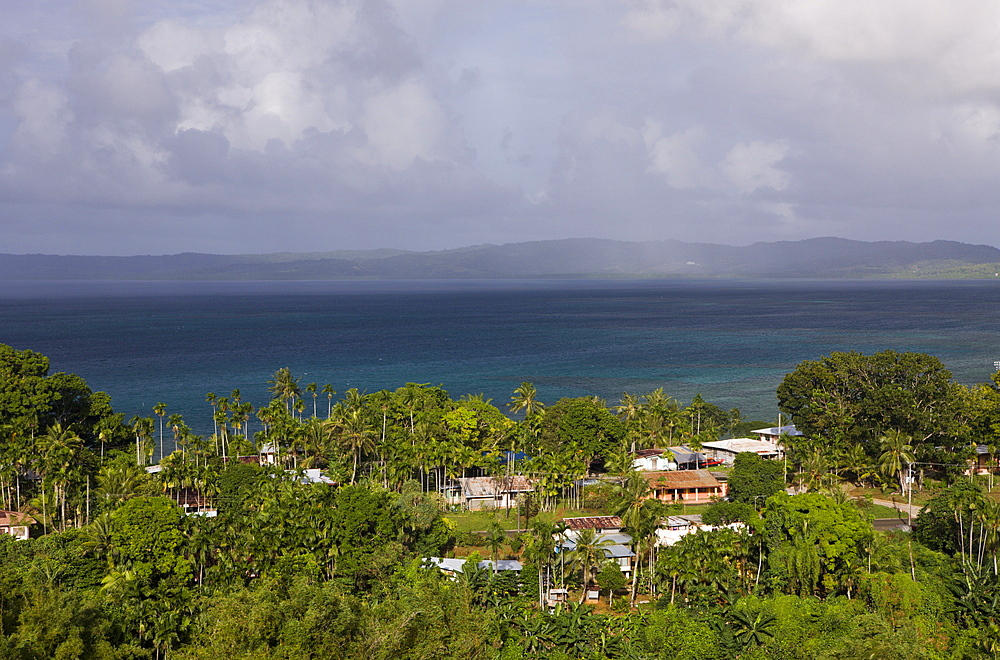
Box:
[2, 237, 999, 280]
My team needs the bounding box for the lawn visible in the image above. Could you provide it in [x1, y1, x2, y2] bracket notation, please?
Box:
[445, 500, 715, 535]
[445, 507, 599, 534]
[847, 486, 933, 507]
[864, 503, 908, 519]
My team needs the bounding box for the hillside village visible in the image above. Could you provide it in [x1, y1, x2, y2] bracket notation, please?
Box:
[3, 345, 1000, 657]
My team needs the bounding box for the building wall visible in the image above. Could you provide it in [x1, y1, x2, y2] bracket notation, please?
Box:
[466, 494, 518, 510]
[0, 525, 29, 541]
[651, 485, 725, 504]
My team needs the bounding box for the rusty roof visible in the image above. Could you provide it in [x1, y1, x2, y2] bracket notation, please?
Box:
[561, 516, 623, 530]
[643, 470, 721, 489]
[0, 510, 34, 526]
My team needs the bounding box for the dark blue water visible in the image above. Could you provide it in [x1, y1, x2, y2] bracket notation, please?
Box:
[1, 279, 998, 434]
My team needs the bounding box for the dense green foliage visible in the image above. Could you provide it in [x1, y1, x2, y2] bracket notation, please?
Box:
[4, 344, 1000, 657]
[727, 452, 785, 505]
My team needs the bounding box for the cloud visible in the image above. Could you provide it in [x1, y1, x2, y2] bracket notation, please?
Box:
[4, 0, 1000, 254]
[10, 79, 70, 159]
[358, 79, 449, 168]
[721, 140, 790, 194]
[620, 0, 1000, 95]
[643, 122, 712, 189]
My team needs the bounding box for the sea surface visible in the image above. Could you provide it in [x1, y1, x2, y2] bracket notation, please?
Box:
[1, 279, 999, 437]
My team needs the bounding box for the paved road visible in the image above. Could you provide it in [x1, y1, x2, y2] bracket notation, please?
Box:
[872, 498, 922, 517]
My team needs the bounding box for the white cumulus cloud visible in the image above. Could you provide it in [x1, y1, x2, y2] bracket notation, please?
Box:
[721, 140, 790, 194]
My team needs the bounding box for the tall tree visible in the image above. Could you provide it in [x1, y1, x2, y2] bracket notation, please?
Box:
[152, 403, 167, 464]
[306, 382, 318, 418]
[336, 408, 376, 484]
[268, 367, 301, 413]
[777, 350, 967, 457]
[569, 528, 615, 603]
[322, 384, 336, 418]
[879, 429, 916, 495]
[509, 382, 545, 418]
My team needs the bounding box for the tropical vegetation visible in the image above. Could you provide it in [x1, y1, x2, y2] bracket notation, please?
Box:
[2, 344, 1000, 657]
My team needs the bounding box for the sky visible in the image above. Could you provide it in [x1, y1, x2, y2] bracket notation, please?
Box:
[3, 0, 1000, 255]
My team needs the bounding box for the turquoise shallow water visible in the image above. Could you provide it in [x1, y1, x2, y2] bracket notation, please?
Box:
[1, 278, 999, 435]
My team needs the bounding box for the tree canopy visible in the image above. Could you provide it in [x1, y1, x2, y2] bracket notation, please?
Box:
[776, 350, 968, 456]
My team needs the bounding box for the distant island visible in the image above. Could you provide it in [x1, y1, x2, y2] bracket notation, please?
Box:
[3, 237, 1000, 280]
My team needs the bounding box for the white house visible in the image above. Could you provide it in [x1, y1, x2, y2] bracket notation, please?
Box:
[631, 446, 707, 471]
[700, 437, 783, 465]
[0, 511, 34, 540]
[750, 424, 802, 445]
[426, 557, 523, 577]
[631, 449, 676, 472]
[455, 476, 536, 510]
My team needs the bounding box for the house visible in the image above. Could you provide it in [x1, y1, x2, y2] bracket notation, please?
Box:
[970, 445, 995, 475]
[642, 469, 726, 504]
[175, 488, 217, 517]
[700, 437, 783, 465]
[666, 446, 706, 470]
[557, 534, 635, 575]
[455, 476, 536, 510]
[259, 442, 279, 465]
[561, 516, 623, 534]
[426, 556, 523, 577]
[633, 446, 707, 471]
[288, 468, 336, 485]
[557, 518, 635, 573]
[750, 424, 802, 444]
[0, 510, 34, 540]
[632, 448, 675, 472]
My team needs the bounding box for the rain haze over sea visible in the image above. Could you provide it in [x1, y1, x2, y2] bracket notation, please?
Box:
[1, 278, 998, 436]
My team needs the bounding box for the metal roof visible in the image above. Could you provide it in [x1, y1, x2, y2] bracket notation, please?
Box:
[426, 557, 523, 573]
[750, 424, 802, 436]
[701, 438, 781, 454]
[604, 544, 635, 559]
[0, 510, 34, 526]
[643, 469, 722, 489]
[562, 515, 622, 530]
[666, 446, 705, 464]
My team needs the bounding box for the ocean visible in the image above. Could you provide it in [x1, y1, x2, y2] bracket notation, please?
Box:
[1, 278, 998, 436]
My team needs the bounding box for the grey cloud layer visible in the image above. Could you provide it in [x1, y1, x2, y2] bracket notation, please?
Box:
[2, 0, 1000, 254]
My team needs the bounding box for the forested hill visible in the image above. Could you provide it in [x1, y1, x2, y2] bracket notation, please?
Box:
[3, 237, 1000, 280]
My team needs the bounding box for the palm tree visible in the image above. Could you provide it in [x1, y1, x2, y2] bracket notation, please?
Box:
[615, 392, 644, 452]
[525, 520, 558, 606]
[152, 403, 167, 463]
[797, 448, 831, 492]
[614, 471, 661, 604]
[268, 367, 301, 412]
[322, 384, 335, 418]
[129, 416, 153, 465]
[306, 382, 318, 417]
[486, 517, 508, 575]
[509, 382, 545, 418]
[568, 528, 615, 603]
[168, 413, 184, 459]
[36, 422, 82, 530]
[205, 392, 218, 438]
[98, 460, 149, 505]
[879, 429, 916, 495]
[336, 407, 376, 484]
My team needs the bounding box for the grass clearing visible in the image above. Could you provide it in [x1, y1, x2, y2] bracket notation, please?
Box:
[444, 507, 598, 534]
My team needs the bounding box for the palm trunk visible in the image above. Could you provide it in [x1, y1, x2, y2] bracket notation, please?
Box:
[630, 552, 641, 606]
